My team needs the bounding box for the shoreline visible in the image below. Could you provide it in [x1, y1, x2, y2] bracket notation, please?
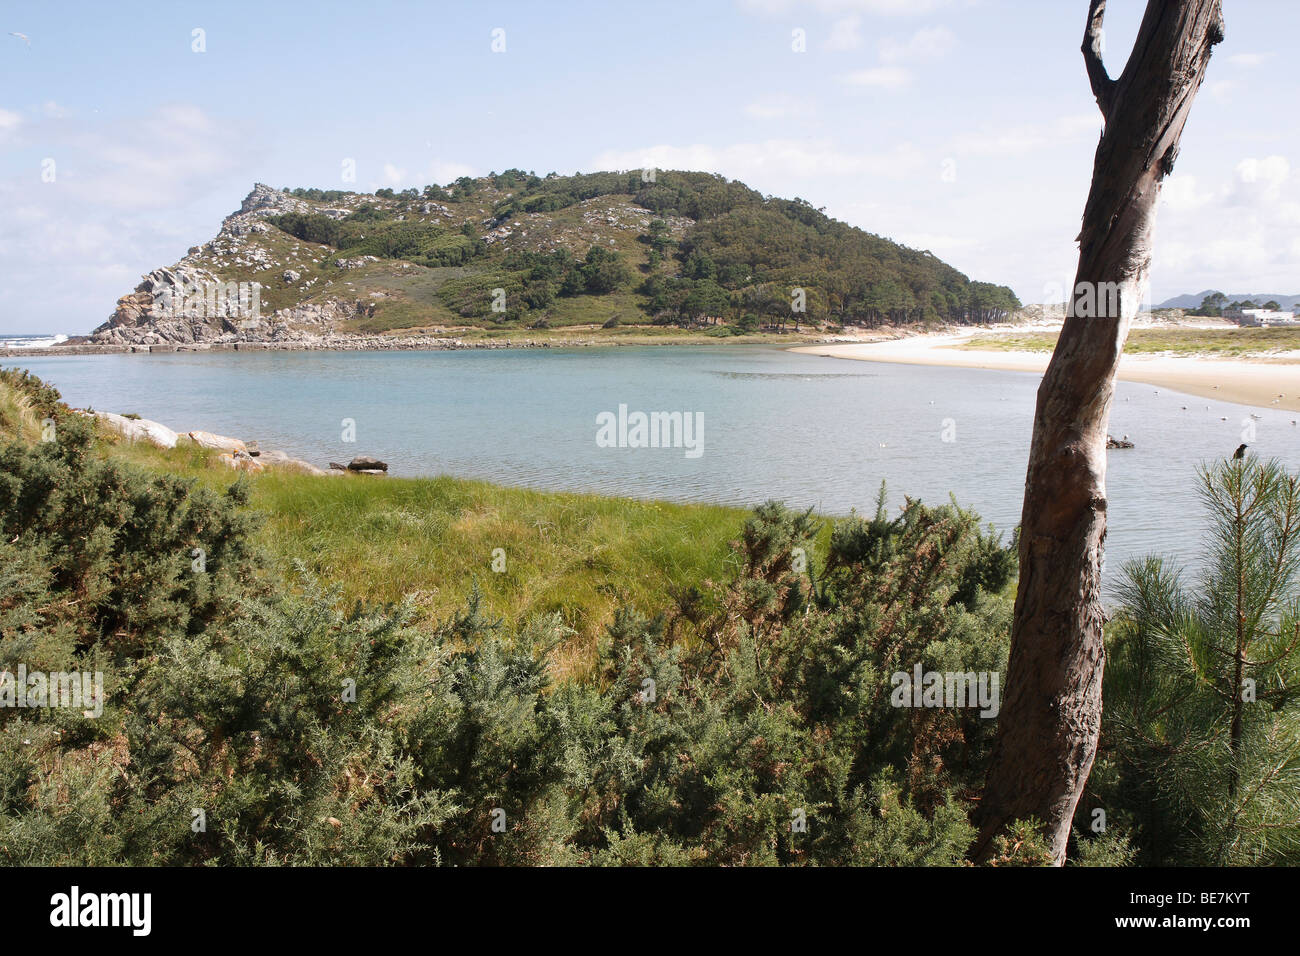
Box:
[0, 330, 866, 360]
[790, 334, 1300, 413]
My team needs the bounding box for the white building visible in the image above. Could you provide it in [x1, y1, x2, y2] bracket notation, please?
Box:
[1224, 306, 1298, 327]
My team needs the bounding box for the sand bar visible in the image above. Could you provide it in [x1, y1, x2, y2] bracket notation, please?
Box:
[791, 334, 1300, 414]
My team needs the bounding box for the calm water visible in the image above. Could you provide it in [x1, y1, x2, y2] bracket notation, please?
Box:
[12, 345, 1300, 580]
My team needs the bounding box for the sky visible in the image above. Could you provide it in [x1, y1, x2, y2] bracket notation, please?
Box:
[1, 0, 1297, 335]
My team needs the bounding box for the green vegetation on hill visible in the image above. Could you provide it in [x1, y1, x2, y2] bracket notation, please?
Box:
[269, 208, 484, 268]
[242, 169, 1021, 335]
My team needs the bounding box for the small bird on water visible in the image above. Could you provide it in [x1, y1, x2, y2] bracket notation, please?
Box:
[1233, 443, 1248, 460]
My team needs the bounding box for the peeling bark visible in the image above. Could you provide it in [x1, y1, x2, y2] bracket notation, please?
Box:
[973, 0, 1224, 865]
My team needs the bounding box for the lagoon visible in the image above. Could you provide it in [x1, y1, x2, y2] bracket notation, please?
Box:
[14, 344, 1299, 579]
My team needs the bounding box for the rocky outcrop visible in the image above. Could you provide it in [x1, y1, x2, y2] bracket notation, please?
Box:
[1106, 435, 1135, 449]
[188, 430, 247, 453]
[258, 449, 327, 475]
[91, 412, 179, 448]
[329, 456, 389, 474]
[86, 184, 371, 347]
[216, 451, 264, 473]
[81, 407, 336, 476]
[95, 265, 230, 345]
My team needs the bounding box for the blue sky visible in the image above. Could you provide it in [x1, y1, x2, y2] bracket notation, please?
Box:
[2, 0, 1297, 334]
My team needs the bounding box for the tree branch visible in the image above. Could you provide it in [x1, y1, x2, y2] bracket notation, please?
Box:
[1083, 0, 1115, 117]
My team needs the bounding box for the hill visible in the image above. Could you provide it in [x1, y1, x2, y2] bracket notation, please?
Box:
[82, 170, 1020, 346]
[1158, 290, 1300, 310]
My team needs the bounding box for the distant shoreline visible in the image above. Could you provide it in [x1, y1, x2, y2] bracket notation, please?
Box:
[0, 327, 895, 360]
[791, 333, 1300, 414]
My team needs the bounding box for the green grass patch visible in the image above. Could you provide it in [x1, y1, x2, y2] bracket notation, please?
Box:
[960, 326, 1300, 356]
[79, 425, 750, 673]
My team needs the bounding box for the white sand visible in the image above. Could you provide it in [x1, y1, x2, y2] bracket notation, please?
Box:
[791, 333, 1300, 413]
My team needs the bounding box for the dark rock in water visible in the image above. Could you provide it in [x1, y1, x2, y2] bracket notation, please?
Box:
[1106, 435, 1134, 449]
[347, 456, 388, 472]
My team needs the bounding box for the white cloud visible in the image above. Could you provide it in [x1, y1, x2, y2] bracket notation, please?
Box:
[0, 103, 265, 334]
[0, 108, 21, 138]
[744, 93, 812, 119]
[1160, 174, 1214, 212]
[1227, 52, 1272, 68]
[367, 159, 477, 189]
[1208, 79, 1238, 103]
[590, 138, 924, 184]
[1232, 155, 1290, 202]
[896, 231, 979, 254]
[879, 25, 956, 63]
[426, 160, 477, 184]
[1154, 155, 1300, 295]
[58, 103, 258, 209]
[824, 15, 863, 50]
[739, 0, 957, 16]
[950, 113, 1100, 156]
[840, 66, 911, 89]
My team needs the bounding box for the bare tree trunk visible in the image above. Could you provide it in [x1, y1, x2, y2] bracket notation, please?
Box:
[973, 0, 1223, 865]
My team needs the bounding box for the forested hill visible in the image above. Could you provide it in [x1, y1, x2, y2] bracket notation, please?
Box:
[89, 169, 1021, 345]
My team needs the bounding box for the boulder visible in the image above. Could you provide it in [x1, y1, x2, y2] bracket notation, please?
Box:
[259, 449, 327, 475]
[215, 451, 264, 473]
[189, 430, 248, 453]
[347, 456, 388, 472]
[93, 411, 178, 448]
[1106, 435, 1135, 449]
[214, 452, 265, 476]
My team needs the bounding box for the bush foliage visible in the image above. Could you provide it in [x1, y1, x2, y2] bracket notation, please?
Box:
[0, 372, 1023, 865]
[13, 372, 1295, 866]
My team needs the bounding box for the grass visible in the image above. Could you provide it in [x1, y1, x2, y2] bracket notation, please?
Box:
[960, 326, 1300, 356]
[53, 413, 756, 676]
[0, 377, 42, 443]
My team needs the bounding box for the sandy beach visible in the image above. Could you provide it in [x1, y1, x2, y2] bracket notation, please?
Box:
[791, 333, 1300, 414]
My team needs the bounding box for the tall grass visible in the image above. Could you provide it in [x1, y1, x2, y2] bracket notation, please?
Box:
[68, 421, 748, 674]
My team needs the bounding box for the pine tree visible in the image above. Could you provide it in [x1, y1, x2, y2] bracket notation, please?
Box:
[1103, 458, 1300, 864]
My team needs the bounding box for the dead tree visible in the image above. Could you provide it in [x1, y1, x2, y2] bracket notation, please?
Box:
[973, 0, 1224, 864]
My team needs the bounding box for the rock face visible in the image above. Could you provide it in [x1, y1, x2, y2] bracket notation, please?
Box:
[258, 449, 326, 475]
[188, 430, 248, 453]
[92, 412, 179, 448]
[96, 265, 230, 345]
[85, 183, 375, 347]
[216, 451, 264, 473]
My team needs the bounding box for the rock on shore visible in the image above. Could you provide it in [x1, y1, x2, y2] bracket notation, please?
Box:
[81, 412, 333, 476]
[90, 411, 178, 448]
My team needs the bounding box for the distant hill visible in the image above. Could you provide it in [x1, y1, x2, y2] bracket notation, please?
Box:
[84, 170, 1020, 346]
[1158, 290, 1300, 310]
